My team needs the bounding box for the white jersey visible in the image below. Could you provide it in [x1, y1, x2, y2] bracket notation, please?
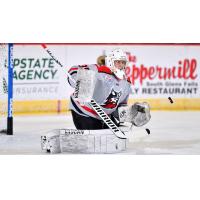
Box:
[68, 64, 132, 120]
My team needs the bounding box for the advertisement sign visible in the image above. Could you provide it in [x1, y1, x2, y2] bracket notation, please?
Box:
[13, 44, 200, 113]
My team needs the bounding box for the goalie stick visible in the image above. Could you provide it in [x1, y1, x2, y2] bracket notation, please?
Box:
[41, 44, 76, 85]
[90, 100, 126, 139]
[41, 44, 127, 139]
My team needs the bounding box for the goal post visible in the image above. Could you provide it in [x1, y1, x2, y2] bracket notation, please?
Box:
[0, 43, 13, 135]
[7, 43, 13, 135]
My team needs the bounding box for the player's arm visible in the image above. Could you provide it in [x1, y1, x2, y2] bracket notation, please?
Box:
[111, 94, 151, 127]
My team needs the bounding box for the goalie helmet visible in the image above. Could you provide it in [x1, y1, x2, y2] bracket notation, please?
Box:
[105, 49, 128, 79]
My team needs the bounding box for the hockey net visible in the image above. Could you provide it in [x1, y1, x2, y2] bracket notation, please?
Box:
[0, 44, 8, 133]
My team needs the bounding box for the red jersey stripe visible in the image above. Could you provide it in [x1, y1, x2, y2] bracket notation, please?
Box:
[81, 105, 98, 116]
[68, 67, 78, 73]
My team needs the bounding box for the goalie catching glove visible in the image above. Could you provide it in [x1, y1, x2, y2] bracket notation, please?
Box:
[118, 102, 151, 127]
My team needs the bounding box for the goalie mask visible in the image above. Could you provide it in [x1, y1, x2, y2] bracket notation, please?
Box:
[105, 49, 128, 79]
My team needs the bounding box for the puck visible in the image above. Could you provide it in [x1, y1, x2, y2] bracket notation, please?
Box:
[146, 128, 150, 135]
[168, 97, 173, 104]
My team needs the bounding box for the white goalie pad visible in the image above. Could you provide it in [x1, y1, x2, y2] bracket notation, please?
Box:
[41, 129, 61, 153]
[41, 129, 127, 154]
[73, 68, 97, 102]
[118, 102, 151, 127]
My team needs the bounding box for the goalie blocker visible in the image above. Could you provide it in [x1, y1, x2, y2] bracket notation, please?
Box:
[41, 129, 127, 154]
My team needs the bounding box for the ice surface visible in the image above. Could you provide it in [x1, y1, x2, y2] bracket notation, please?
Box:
[0, 115, 75, 154]
[0, 111, 200, 154]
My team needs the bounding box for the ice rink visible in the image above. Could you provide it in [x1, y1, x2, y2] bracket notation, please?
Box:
[0, 111, 200, 154]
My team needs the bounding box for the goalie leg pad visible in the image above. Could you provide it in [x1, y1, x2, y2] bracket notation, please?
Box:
[41, 129, 61, 153]
[60, 133, 126, 154]
[41, 129, 127, 154]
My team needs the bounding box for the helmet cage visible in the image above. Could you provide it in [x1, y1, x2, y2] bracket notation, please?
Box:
[105, 49, 128, 79]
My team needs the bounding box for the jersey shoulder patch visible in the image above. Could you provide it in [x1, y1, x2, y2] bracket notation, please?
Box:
[97, 65, 113, 75]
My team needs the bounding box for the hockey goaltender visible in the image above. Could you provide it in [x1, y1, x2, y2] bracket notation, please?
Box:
[41, 49, 151, 154]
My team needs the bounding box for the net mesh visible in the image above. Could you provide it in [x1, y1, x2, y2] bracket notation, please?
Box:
[0, 44, 8, 133]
